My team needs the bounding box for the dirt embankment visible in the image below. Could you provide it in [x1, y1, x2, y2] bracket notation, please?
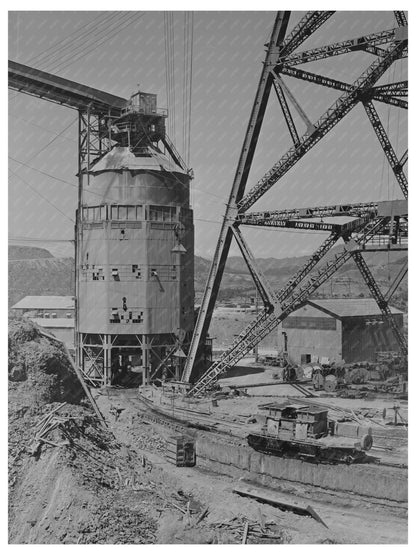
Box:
[10, 319, 285, 544]
[9, 318, 406, 544]
[8, 319, 161, 544]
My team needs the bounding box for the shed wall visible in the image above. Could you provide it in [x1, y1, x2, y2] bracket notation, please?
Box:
[281, 305, 342, 364]
[342, 314, 404, 362]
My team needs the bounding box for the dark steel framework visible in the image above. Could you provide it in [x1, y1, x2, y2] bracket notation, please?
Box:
[183, 10, 408, 394]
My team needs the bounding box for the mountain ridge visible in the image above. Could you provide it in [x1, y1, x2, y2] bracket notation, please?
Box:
[9, 246, 407, 310]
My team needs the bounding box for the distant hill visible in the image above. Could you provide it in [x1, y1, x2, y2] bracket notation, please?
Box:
[9, 246, 407, 311]
[8, 245, 54, 260]
[8, 250, 74, 307]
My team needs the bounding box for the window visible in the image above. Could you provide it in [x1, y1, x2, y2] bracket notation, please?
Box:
[148, 205, 176, 222]
[82, 205, 106, 221]
[127, 206, 136, 220]
[110, 204, 142, 220]
[118, 206, 127, 220]
[283, 316, 336, 330]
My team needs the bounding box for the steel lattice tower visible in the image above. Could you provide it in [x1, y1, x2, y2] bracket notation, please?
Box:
[183, 10, 408, 395]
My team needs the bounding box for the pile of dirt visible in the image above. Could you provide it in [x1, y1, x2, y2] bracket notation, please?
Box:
[8, 318, 83, 405]
[8, 319, 161, 543]
[8, 319, 212, 544]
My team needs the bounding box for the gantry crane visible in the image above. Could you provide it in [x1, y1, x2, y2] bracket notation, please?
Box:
[183, 10, 408, 395]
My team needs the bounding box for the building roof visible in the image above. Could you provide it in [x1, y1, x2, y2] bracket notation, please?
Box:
[12, 296, 74, 310]
[31, 318, 74, 329]
[90, 146, 186, 174]
[307, 298, 403, 318]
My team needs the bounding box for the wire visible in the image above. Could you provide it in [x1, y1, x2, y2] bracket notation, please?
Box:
[9, 13, 146, 108]
[25, 117, 78, 164]
[9, 156, 118, 203]
[187, 13, 194, 167]
[24, 12, 121, 69]
[8, 118, 79, 225]
[8, 13, 127, 102]
[37, 13, 131, 73]
[47, 13, 146, 75]
[164, 13, 176, 143]
[9, 112, 78, 144]
[9, 167, 75, 224]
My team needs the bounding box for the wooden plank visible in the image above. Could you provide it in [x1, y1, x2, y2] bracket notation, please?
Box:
[258, 507, 266, 533]
[196, 508, 209, 525]
[306, 505, 329, 529]
[233, 482, 309, 516]
[242, 521, 249, 544]
[37, 330, 107, 427]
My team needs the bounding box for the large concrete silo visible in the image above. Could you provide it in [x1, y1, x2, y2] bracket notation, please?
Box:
[76, 91, 194, 386]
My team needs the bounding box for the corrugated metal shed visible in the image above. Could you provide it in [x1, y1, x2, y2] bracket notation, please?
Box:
[307, 298, 403, 318]
[12, 296, 74, 310]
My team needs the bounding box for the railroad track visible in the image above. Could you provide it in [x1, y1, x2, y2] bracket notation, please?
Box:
[106, 388, 407, 470]
[108, 389, 245, 447]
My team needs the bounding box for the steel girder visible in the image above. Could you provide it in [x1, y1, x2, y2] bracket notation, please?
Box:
[399, 149, 408, 167]
[161, 134, 189, 173]
[276, 27, 407, 67]
[231, 226, 279, 311]
[362, 101, 408, 199]
[189, 218, 389, 395]
[279, 66, 408, 109]
[394, 11, 408, 27]
[273, 81, 300, 146]
[239, 37, 408, 212]
[238, 201, 379, 222]
[350, 251, 407, 356]
[8, 60, 127, 115]
[181, 11, 292, 382]
[183, 11, 407, 388]
[372, 81, 408, 96]
[278, 11, 335, 58]
[385, 261, 408, 302]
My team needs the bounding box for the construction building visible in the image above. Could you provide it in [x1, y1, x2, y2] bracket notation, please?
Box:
[11, 295, 75, 319]
[279, 298, 404, 364]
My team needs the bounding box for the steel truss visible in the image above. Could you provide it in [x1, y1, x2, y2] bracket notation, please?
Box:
[349, 250, 407, 355]
[183, 10, 408, 393]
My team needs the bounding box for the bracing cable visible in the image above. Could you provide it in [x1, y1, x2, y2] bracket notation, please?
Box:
[24, 12, 122, 69]
[164, 12, 176, 143]
[9, 166, 75, 224]
[47, 13, 146, 75]
[182, 12, 194, 167]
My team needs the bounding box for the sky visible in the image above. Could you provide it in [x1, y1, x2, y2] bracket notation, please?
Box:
[8, 10, 407, 259]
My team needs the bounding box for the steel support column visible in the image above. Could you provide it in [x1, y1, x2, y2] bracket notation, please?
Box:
[181, 11, 291, 382]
